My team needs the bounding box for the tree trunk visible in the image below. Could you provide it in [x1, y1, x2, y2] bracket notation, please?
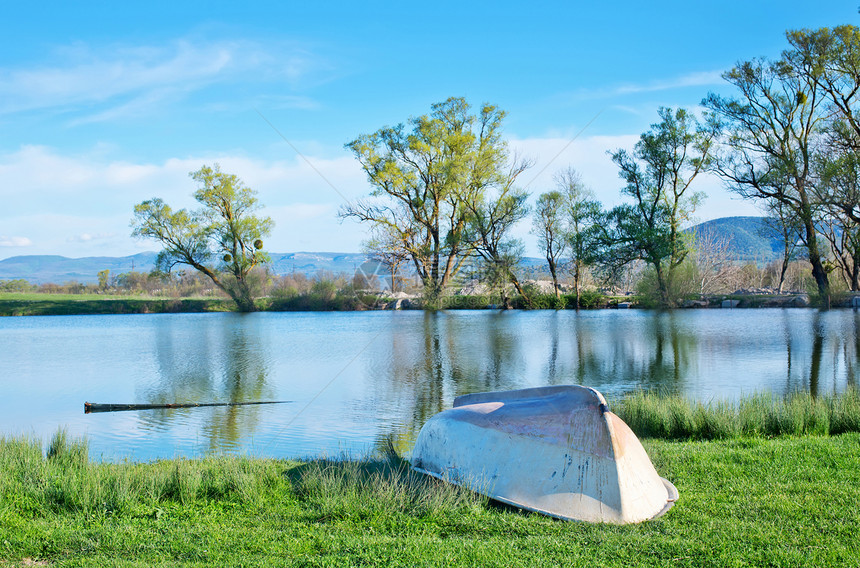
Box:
[508, 270, 532, 309]
[777, 257, 788, 294]
[574, 263, 581, 311]
[803, 218, 831, 309]
[191, 262, 256, 312]
[231, 289, 257, 312]
[547, 257, 559, 298]
[654, 262, 670, 307]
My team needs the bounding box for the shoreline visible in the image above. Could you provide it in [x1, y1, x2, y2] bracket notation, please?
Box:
[0, 292, 858, 316]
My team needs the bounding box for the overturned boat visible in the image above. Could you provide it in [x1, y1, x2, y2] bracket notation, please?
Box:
[410, 385, 677, 524]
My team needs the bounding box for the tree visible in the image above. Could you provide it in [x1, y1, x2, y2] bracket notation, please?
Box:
[691, 229, 738, 295]
[782, 25, 860, 294]
[465, 184, 531, 308]
[703, 50, 832, 306]
[532, 191, 567, 298]
[340, 97, 528, 301]
[361, 225, 411, 293]
[131, 165, 273, 312]
[785, 26, 860, 156]
[816, 146, 860, 290]
[602, 107, 714, 307]
[97, 269, 110, 291]
[558, 168, 603, 309]
[759, 201, 804, 294]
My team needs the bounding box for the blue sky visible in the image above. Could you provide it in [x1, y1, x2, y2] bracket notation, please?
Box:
[1, 1, 858, 259]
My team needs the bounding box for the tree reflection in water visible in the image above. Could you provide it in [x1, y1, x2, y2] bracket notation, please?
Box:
[375, 310, 703, 451]
[7, 308, 858, 461]
[80, 309, 859, 458]
[372, 309, 860, 453]
[138, 314, 273, 452]
[779, 310, 859, 397]
[374, 311, 528, 452]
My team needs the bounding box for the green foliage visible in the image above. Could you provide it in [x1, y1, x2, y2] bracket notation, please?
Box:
[603, 108, 714, 307]
[0, 279, 35, 293]
[634, 260, 700, 308]
[520, 292, 567, 310]
[0, 297, 235, 316]
[97, 269, 110, 291]
[131, 164, 273, 311]
[46, 429, 89, 469]
[562, 289, 606, 309]
[342, 97, 530, 297]
[290, 455, 483, 521]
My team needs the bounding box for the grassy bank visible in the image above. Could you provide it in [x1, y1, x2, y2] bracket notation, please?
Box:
[2, 429, 859, 567]
[0, 292, 607, 315]
[0, 295, 235, 316]
[614, 388, 860, 440]
[5, 289, 852, 316]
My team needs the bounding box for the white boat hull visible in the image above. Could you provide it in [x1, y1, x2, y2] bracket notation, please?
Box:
[410, 385, 677, 524]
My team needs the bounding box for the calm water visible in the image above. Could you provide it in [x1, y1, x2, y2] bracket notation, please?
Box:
[1, 309, 858, 461]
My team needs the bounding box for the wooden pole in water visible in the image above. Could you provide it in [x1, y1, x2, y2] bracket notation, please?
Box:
[84, 400, 293, 414]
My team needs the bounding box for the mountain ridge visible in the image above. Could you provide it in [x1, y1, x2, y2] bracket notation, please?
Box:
[1, 216, 784, 284]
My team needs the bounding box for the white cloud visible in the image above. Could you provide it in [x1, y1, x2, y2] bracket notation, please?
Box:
[508, 132, 757, 222]
[0, 236, 32, 247]
[0, 144, 370, 259]
[560, 70, 726, 103]
[0, 38, 327, 120]
[67, 232, 116, 243]
[0, 134, 760, 260]
[612, 70, 725, 95]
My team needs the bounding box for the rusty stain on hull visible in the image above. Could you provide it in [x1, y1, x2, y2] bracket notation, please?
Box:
[410, 385, 677, 524]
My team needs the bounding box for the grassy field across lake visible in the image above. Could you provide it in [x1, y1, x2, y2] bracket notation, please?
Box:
[1, 430, 858, 567]
[0, 293, 234, 316]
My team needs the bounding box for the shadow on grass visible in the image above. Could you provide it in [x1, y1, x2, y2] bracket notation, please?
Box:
[282, 443, 496, 523]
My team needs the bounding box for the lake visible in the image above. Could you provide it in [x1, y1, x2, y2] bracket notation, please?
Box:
[1, 309, 858, 461]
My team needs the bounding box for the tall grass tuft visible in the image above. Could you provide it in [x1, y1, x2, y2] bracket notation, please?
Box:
[47, 428, 88, 467]
[0, 430, 484, 524]
[614, 388, 860, 440]
[0, 430, 289, 518]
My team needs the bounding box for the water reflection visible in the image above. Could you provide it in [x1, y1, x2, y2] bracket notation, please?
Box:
[2, 309, 859, 461]
[809, 313, 824, 397]
[372, 309, 860, 453]
[138, 314, 273, 452]
[847, 312, 860, 389]
[372, 312, 529, 451]
[778, 310, 860, 396]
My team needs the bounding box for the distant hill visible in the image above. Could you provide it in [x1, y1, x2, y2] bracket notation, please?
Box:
[0, 253, 159, 284]
[0, 251, 372, 285]
[0, 216, 785, 284]
[687, 216, 784, 263]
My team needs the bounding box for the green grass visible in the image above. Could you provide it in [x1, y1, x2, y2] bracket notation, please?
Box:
[0, 296, 235, 316]
[2, 430, 859, 567]
[614, 389, 860, 440]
